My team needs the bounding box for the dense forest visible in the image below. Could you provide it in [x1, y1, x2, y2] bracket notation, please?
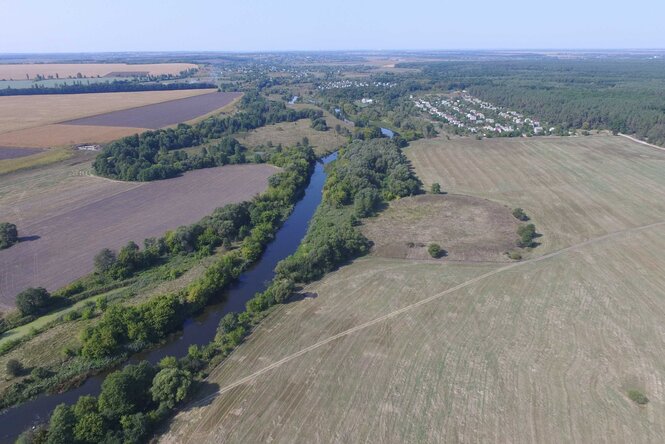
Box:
[93, 92, 322, 181]
[401, 59, 665, 145]
[0, 80, 216, 96]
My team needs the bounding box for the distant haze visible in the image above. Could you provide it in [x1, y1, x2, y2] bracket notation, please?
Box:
[1, 0, 663, 52]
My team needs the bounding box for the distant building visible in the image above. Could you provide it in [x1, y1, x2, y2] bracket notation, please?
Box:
[77, 144, 101, 151]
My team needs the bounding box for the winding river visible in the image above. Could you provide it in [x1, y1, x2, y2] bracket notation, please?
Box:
[0, 152, 336, 443]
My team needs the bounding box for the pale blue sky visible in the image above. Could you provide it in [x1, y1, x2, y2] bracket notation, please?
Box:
[0, 0, 662, 52]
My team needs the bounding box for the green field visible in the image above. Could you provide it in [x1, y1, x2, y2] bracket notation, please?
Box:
[161, 135, 665, 443]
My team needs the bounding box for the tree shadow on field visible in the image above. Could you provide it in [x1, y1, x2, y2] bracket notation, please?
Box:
[182, 380, 221, 412]
[286, 291, 319, 304]
[18, 235, 40, 242]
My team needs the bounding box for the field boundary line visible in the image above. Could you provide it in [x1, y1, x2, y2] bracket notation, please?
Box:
[183, 219, 665, 414]
[619, 133, 665, 153]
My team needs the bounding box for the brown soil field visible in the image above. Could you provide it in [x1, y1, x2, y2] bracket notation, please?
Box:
[0, 89, 214, 136]
[63, 92, 242, 129]
[0, 63, 197, 80]
[0, 164, 278, 309]
[361, 194, 520, 262]
[235, 118, 350, 156]
[160, 135, 665, 443]
[0, 147, 44, 160]
[0, 125, 148, 148]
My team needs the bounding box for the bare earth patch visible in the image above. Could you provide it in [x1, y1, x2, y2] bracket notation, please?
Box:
[0, 164, 278, 309]
[361, 194, 520, 262]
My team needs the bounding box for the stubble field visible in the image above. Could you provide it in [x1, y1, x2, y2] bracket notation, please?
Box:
[160, 135, 665, 443]
[0, 63, 197, 80]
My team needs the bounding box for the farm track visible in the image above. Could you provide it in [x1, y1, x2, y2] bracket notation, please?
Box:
[174, 217, 665, 419]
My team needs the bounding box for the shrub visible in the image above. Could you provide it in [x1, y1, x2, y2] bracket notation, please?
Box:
[31, 367, 50, 380]
[508, 251, 522, 260]
[0, 222, 18, 250]
[15, 287, 50, 316]
[512, 208, 529, 221]
[6, 359, 23, 377]
[628, 389, 649, 405]
[94, 248, 117, 274]
[517, 224, 537, 248]
[431, 183, 442, 194]
[428, 243, 443, 258]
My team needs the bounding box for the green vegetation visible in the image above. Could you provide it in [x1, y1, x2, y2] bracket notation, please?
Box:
[427, 243, 443, 258]
[0, 221, 18, 249]
[27, 360, 194, 444]
[405, 59, 665, 145]
[517, 224, 537, 248]
[15, 288, 51, 316]
[6, 358, 23, 377]
[275, 138, 421, 284]
[0, 80, 215, 96]
[627, 389, 649, 405]
[430, 183, 441, 194]
[512, 208, 529, 221]
[93, 92, 322, 181]
[2, 145, 315, 411]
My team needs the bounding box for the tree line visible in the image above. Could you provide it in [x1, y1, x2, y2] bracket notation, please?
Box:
[93, 93, 323, 181]
[0, 80, 216, 96]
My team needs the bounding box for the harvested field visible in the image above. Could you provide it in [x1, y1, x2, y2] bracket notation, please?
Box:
[236, 118, 350, 156]
[160, 135, 665, 443]
[407, 135, 665, 254]
[0, 89, 214, 136]
[0, 125, 147, 148]
[0, 63, 197, 80]
[361, 194, 520, 262]
[0, 164, 278, 309]
[0, 147, 44, 160]
[63, 92, 242, 129]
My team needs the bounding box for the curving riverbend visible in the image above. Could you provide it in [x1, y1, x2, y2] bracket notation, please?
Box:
[0, 152, 336, 443]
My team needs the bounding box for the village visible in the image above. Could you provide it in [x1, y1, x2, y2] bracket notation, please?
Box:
[413, 92, 554, 137]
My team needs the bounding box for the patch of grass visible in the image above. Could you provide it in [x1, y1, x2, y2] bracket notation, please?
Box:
[0, 148, 71, 175]
[628, 389, 649, 405]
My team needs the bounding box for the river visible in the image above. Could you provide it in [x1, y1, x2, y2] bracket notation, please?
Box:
[0, 152, 337, 443]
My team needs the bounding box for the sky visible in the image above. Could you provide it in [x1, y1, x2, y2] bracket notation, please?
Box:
[0, 0, 663, 53]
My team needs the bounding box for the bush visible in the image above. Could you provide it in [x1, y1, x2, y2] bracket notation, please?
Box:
[508, 251, 522, 260]
[517, 224, 537, 248]
[628, 389, 649, 405]
[6, 359, 23, 377]
[31, 366, 50, 380]
[15, 287, 50, 316]
[428, 243, 443, 258]
[512, 208, 529, 221]
[0, 222, 18, 249]
[431, 183, 442, 194]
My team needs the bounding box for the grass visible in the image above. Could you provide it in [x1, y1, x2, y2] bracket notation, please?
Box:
[0, 147, 72, 175]
[628, 389, 649, 405]
[235, 118, 350, 156]
[160, 134, 665, 443]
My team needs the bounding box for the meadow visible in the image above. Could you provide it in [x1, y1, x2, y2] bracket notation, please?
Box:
[161, 134, 665, 443]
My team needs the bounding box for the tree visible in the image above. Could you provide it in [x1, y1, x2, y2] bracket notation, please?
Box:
[120, 413, 150, 444]
[46, 404, 76, 444]
[16, 287, 50, 316]
[512, 208, 529, 221]
[427, 243, 443, 258]
[94, 248, 117, 274]
[150, 368, 193, 409]
[517, 224, 537, 247]
[98, 362, 156, 420]
[0, 222, 18, 249]
[74, 412, 106, 443]
[430, 183, 442, 194]
[6, 358, 23, 377]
